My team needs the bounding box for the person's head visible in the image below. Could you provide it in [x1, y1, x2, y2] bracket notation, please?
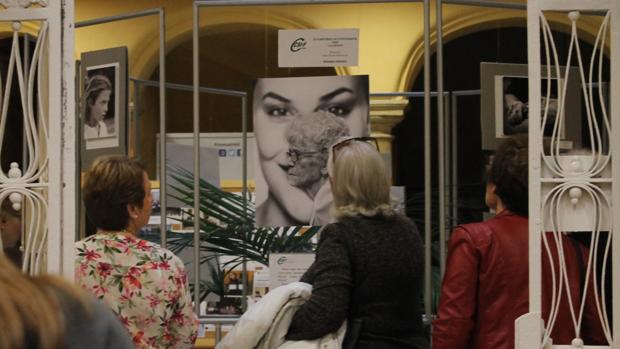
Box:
[253, 75, 369, 181]
[0, 254, 67, 349]
[83, 156, 152, 233]
[84, 74, 112, 124]
[0, 198, 21, 249]
[328, 137, 393, 218]
[485, 135, 528, 216]
[285, 111, 350, 195]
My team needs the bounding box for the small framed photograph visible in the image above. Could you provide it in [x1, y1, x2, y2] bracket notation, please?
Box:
[480, 62, 582, 150]
[80, 46, 128, 169]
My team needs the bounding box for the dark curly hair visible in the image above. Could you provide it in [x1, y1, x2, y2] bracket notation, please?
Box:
[83, 156, 146, 231]
[487, 135, 528, 216]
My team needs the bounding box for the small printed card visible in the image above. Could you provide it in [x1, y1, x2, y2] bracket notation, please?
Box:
[278, 28, 359, 67]
[268, 253, 315, 290]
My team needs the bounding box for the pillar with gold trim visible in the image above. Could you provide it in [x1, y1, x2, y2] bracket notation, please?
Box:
[370, 97, 408, 183]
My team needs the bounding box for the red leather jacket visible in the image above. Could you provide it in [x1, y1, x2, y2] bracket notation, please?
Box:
[433, 211, 606, 349]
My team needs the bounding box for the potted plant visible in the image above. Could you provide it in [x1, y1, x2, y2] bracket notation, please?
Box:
[166, 166, 321, 302]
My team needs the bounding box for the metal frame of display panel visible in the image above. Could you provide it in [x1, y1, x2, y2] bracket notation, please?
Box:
[192, 0, 440, 323]
[75, 8, 169, 246]
[130, 76, 248, 318]
[193, 0, 528, 328]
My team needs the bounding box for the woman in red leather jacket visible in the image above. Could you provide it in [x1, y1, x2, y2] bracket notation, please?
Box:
[433, 136, 606, 348]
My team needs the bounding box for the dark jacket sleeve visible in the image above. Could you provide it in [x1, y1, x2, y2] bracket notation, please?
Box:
[286, 225, 353, 340]
[432, 227, 479, 349]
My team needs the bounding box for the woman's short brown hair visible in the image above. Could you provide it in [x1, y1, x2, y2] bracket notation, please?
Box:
[83, 156, 146, 231]
[487, 135, 528, 216]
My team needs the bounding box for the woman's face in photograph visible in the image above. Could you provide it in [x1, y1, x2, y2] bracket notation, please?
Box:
[89, 89, 111, 122]
[253, 76, 368, 173]
[286, 150, 326, 189]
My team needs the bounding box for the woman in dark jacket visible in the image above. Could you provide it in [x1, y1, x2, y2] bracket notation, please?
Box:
[286, 136, 428, 349]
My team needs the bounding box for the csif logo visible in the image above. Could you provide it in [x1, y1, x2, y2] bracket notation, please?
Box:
[290, 38, 307, 52]
[277, 256, 288, 265]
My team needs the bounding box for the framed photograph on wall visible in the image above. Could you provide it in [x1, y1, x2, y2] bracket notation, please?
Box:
[80, 46, 128, 169]
[480, 62, 582, 150]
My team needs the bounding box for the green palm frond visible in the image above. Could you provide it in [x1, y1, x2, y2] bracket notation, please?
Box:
[188, 257, 226, 299]
[166, 166, 320, 267]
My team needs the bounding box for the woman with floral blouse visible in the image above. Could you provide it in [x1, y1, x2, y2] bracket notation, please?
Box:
[75, 156, 198, 349]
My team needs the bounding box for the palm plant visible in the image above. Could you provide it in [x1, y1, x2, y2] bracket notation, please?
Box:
[166, 166, 321, 300]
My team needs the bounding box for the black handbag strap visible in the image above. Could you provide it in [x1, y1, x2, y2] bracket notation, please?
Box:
[342, 319, 363, 349]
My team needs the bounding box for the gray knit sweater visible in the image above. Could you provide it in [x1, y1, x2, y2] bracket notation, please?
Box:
[286, 213, 428, 349]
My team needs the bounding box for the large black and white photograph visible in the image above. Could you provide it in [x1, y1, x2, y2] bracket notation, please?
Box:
[480, 62, 581, 150]
[80, 46, 128, 169]
[253, 75, 370, 227]
[84, 64, 118, 145]
[497, 75, 559, 137]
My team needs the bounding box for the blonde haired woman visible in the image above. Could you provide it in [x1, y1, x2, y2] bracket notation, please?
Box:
[286, 137, 428, 349]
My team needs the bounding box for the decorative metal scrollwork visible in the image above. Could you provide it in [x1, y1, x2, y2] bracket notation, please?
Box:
[539, 10, 613, 346]
[0, 20, 50, 275]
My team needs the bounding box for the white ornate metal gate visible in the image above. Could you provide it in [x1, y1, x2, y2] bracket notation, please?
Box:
[518, 1, 619, 348]
[0, 0, 75, 276]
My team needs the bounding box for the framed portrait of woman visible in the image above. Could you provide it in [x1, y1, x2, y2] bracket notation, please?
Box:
[79, 46, 128, 169]
[252, 75, 370, 228]
[480, 62, 582, 151]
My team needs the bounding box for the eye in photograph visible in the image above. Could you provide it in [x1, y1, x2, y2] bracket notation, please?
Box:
[264, 105, 295, 118]
[322, 104, 352, 117]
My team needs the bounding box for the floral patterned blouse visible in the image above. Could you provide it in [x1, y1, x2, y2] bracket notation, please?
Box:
[75, 233, 198, 349]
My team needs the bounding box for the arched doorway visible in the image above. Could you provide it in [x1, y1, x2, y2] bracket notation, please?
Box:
[138, 23, 336, 174]
[393, 26, 609, 226]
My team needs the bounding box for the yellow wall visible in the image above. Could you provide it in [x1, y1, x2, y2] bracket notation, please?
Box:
[74, 1, 607, 92]
[73, 0, 607, 181]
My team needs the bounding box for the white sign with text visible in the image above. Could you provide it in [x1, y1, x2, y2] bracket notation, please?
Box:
[278, 28, 359, 67]
[268, 253, 315, 290]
